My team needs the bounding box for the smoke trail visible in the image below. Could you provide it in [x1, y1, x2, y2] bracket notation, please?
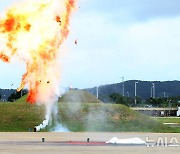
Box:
[0, 0, 77, 131]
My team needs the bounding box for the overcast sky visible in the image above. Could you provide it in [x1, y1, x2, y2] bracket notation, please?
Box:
[1, 0, 180, 89]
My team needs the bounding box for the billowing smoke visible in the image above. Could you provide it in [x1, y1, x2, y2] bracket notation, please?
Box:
[0, 0, 77, 131]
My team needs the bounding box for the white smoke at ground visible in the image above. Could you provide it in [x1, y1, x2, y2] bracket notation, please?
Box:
[85, 105, 110, 131]
[60, 90, 113, 132]
[66, 101, 82, 114]
[35, 87, 69, 132]
[51, 123, 70, 132]
[35, 119, 48, 132]
[61, 90, 83, 116]
[35, 87, 75, 132]
[63, 102, 112, 131]
[35, 100, 59, 131]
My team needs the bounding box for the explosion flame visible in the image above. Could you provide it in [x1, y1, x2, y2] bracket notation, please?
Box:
[0, 0, 77, 130]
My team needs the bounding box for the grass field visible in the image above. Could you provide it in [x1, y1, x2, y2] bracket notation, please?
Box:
[0, 101, 44, 131]
[153, 117, 180, 132]
[0, 98, 179, 132]
[153, 117, 180, 123]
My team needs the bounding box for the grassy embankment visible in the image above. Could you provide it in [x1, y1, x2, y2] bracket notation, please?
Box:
[0, 94, 179, 132]
[57, 102, 178, 132]
[0, 101, 44, 131]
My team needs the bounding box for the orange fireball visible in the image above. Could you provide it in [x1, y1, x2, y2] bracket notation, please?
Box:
[0, 0, 77, 104]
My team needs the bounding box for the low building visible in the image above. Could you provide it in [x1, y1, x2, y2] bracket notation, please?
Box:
[131, 107, 178, 116]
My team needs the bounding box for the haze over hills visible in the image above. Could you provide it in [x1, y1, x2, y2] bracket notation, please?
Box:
[85, 80, 180, 100]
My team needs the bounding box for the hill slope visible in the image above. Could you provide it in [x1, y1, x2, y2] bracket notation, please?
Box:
[0, 101, 44, 131]
[15, 94, 27, 103]
[3, 89, 179, 132]
[57, 102, 177, 132]
[59, 89, 101, 103]
[0, 101, 178, 132]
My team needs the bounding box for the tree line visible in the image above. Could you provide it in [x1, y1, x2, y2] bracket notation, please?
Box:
[107, 93, 180, 107]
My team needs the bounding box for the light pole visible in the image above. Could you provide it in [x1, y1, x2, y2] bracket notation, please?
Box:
[96, 86, 98, 99]
[3, 94, 5, 102]
[121, 77, 124, 97]
[151, 86, 153, 98]
[167, 100, 171, 116]
[163, 92, 166, 98]
[152, 83, 155, 98]
[127, 91, 129, 97]
[135, 82, 138, 105]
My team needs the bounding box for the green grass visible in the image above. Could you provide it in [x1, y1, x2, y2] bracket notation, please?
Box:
[153, 117, 180, 132]
[15, 94, 27, 103]
[0, 101, 44, 131]
[0, 100, 179, 132]
[153, 117, 180, 123]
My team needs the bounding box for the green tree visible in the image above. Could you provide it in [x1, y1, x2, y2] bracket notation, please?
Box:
[145, 96, 180, 107]
[8, 90, 28, 102]
[109, 93, 134, 106]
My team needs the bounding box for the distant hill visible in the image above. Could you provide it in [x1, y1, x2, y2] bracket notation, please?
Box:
[0, 89, 15, 101]
[85, 80, 180, 100]
[2, 80, 180, 102]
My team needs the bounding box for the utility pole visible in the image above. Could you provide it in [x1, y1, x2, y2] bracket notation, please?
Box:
[135, 81, 138, 105]
[151, 86, 153, 98]
[96, 86, 98, 99]
[167, 99, 171, 116]
[127, 91, 129, 97]
[121, 77, 124, 97]
[152, 83, 155, 98]
[163, 92, 166, 98]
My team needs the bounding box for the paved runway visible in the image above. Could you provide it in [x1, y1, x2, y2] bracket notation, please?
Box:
[0, 132, 179, 154]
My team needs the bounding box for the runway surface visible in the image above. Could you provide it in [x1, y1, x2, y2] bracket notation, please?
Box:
[0, 132, 179, 154]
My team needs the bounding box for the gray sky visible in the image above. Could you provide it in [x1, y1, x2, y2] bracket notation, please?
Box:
[1, 0, 180, 89]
